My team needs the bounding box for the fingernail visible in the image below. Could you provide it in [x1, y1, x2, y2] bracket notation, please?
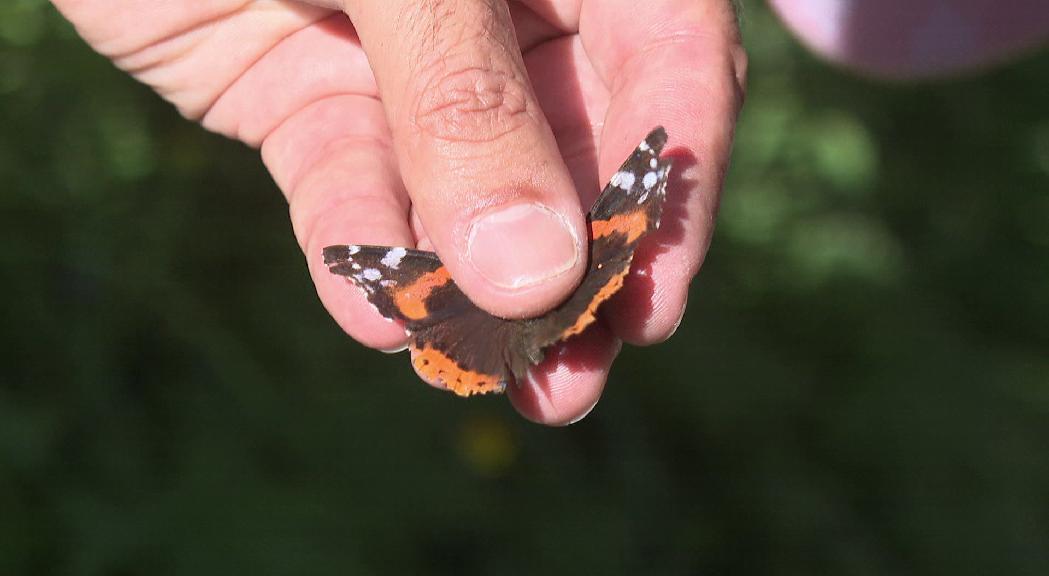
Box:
[467, 203, 579, 289]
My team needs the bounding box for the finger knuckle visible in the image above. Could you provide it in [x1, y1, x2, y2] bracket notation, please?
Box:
[412, 62, 533, 144]
[408, 35, 534, 145]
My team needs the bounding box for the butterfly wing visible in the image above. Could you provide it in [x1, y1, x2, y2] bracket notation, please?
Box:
[527, 126, 672, 349]
[323, 126, 673, 395]
[323, 245, 518, 396]
[589, 126, 670, 228]
[323, 245, 458, 328]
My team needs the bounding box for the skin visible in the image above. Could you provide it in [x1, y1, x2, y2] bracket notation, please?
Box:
[51, 0, 747, 425]
[769, 0, 1049, 79]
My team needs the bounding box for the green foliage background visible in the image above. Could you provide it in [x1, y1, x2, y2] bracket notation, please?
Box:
[2, 2, 1048, 574]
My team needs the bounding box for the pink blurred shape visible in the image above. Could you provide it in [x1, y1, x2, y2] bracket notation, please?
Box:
[769, 0, 1049, 79]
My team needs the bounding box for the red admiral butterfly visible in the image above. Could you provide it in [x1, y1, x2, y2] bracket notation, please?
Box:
[324, 127, 672, 396]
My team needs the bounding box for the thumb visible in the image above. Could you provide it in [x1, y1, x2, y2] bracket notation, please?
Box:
[344, 0, 587, 319]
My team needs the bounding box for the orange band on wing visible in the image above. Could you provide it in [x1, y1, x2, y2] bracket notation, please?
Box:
[559, 267, 630, 340]
[393, 267, 452, 320]
[411, 345, 506, 397]
[590, 211, 649, 243]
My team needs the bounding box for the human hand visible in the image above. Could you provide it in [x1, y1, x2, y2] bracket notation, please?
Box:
[52, 0, 746, 424]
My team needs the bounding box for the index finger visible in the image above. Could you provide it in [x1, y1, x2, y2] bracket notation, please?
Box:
[580, 0, 747, 344]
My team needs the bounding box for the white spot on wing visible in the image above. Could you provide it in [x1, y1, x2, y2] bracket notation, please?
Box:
[638, 140, 650, 152]
[637, 191, 649, 204]
[616, 171, 635, 191]
[643, 171, 658, 190]
[362, 268, 381, 281]
[348, 245, 360, 255]
[381, 247, 407, 269]
[649, 158, 658, 169]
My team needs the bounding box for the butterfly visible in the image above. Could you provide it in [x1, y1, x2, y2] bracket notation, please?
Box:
[324, 127, 672, 396]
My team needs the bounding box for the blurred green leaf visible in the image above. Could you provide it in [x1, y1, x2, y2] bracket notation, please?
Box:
[804, 110, 878, 192]
[0, 0, 48, 47]
[785, 213, 904, 287]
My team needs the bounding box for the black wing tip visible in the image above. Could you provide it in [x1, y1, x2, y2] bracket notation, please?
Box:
[644, 126, 668, 155]
[323, 245, 358, 264]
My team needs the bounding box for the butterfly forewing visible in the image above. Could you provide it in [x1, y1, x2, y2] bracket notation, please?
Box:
[589, 126, 671, 226]
[324, 245, 465, 329]
[530, 126, 673, 347]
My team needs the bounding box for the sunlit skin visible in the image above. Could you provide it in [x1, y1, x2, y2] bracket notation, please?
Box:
[51, 0, 747, 425]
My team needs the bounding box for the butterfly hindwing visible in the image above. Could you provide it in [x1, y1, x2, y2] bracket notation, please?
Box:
[323, 244, 516, 396]
[409, 310, 522, 396]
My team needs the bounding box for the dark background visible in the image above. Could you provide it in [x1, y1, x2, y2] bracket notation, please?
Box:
[2, 2, 1048, 574]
